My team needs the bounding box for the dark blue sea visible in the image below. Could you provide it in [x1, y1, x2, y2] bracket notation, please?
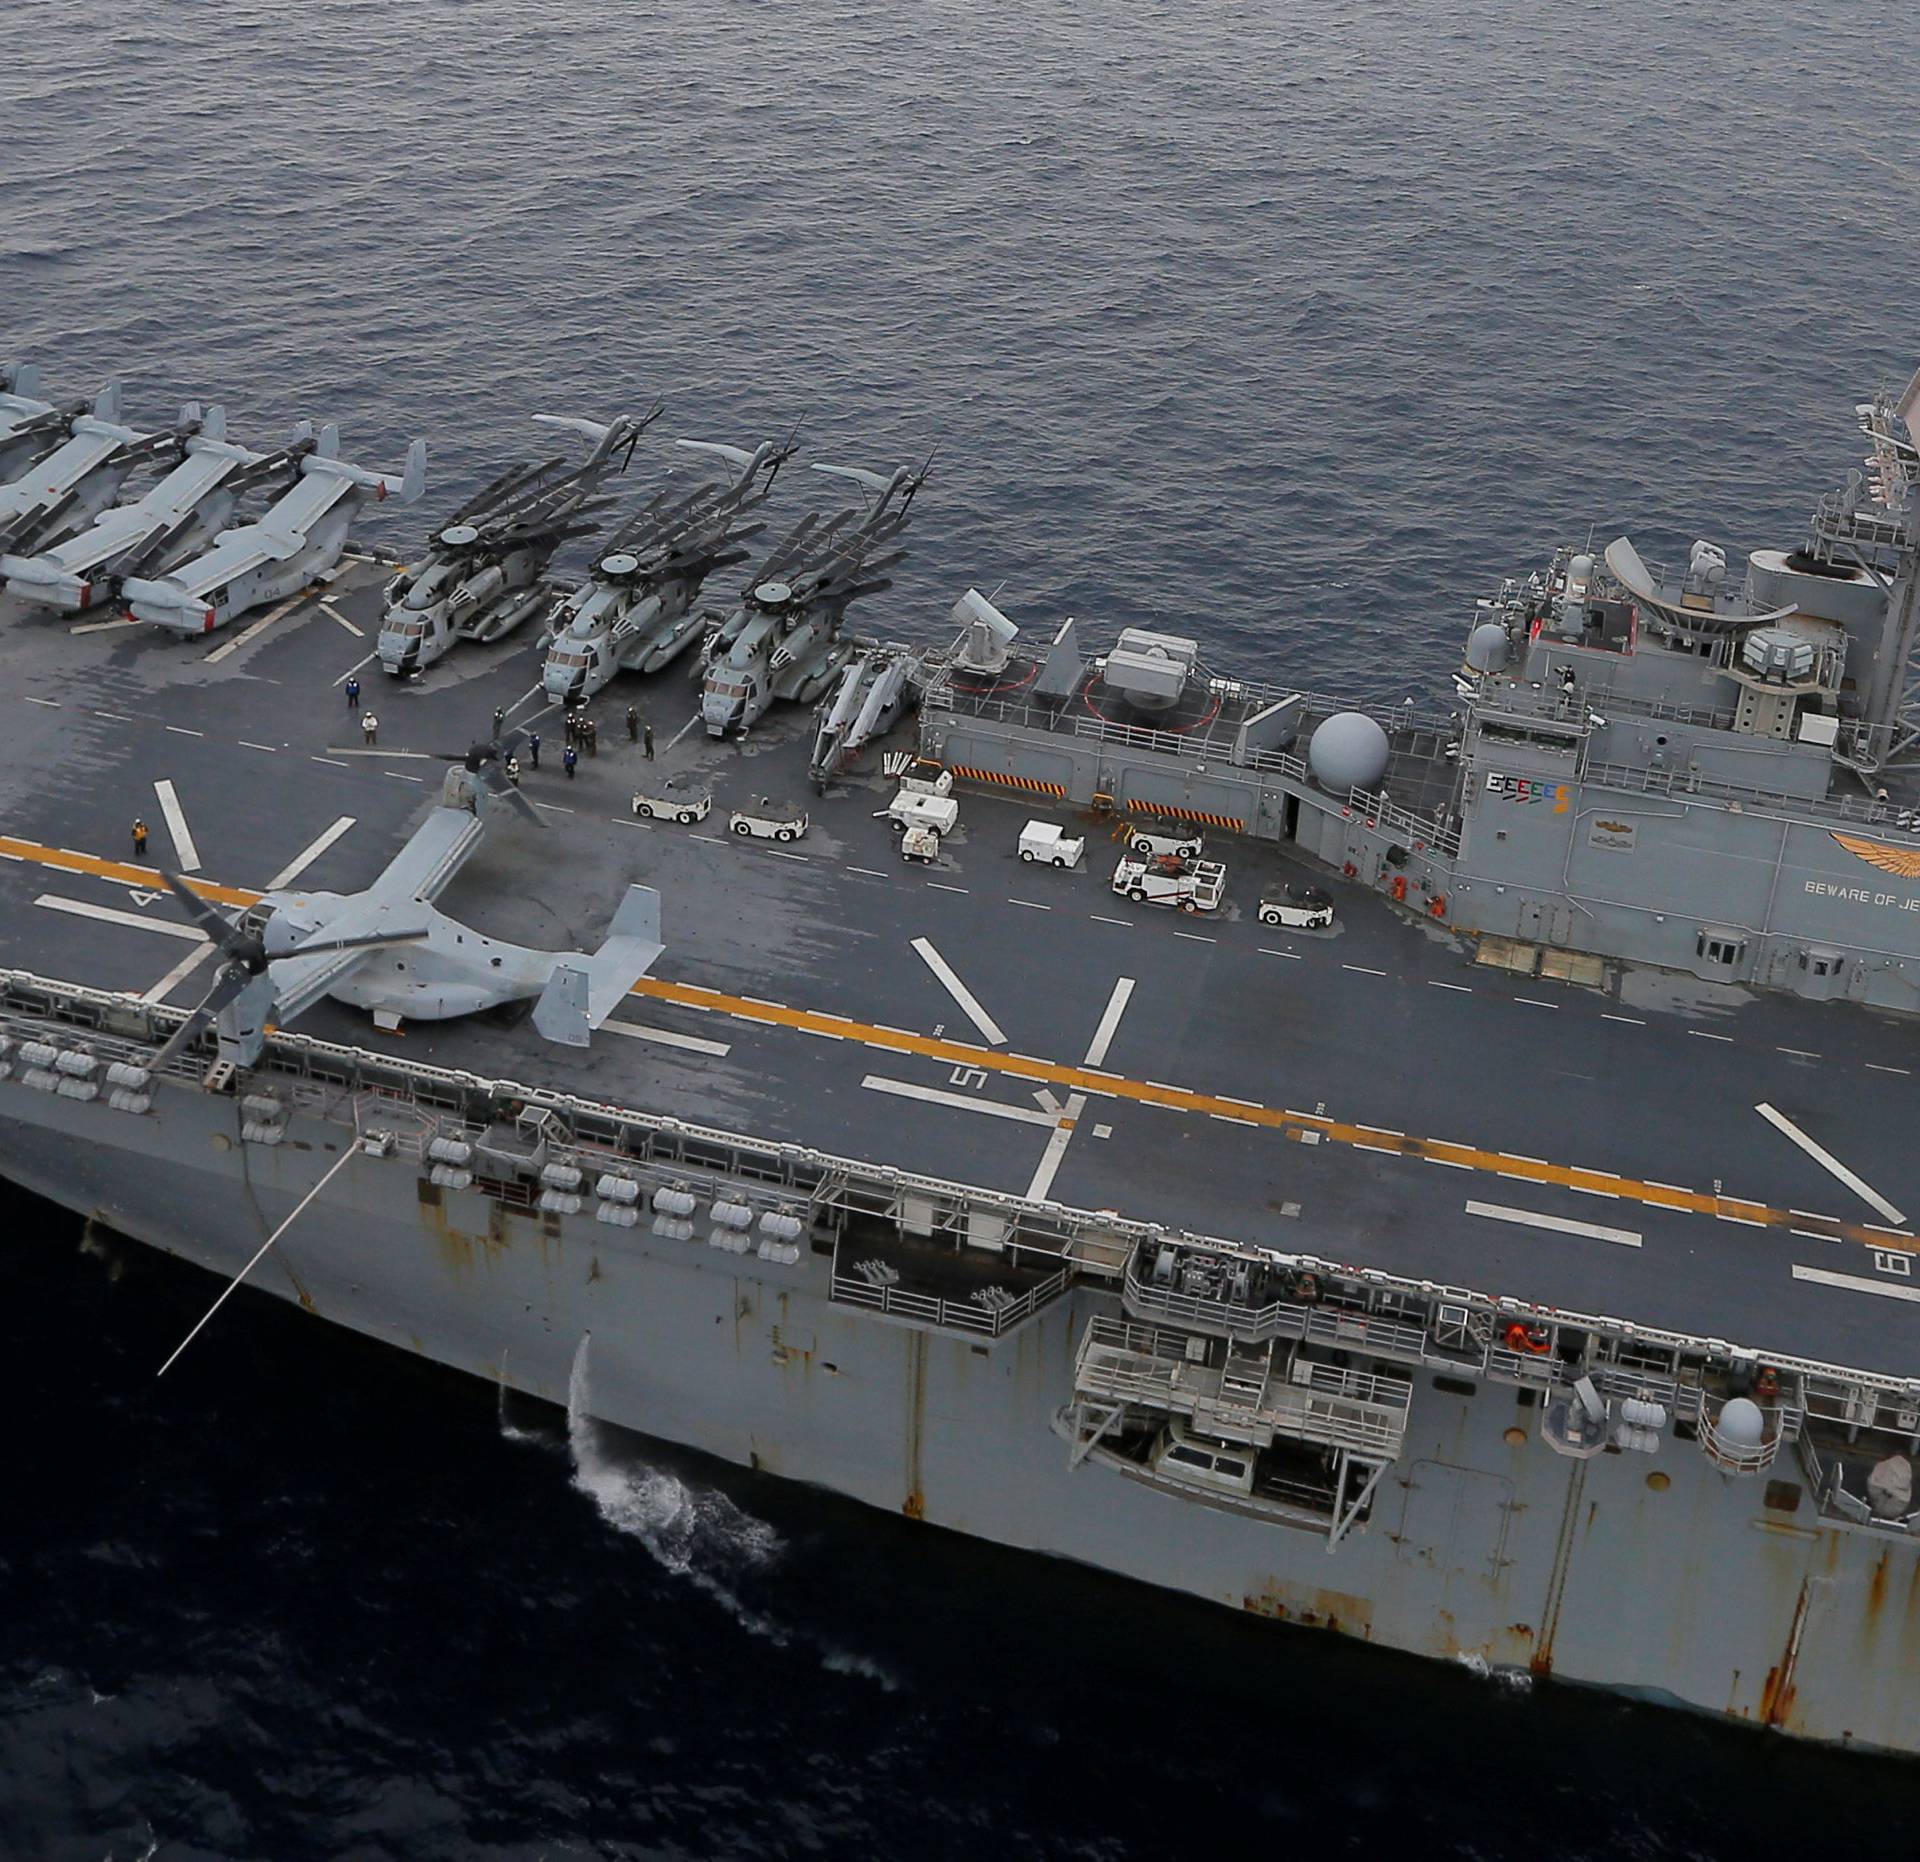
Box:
[4, 1, 1918, 1854]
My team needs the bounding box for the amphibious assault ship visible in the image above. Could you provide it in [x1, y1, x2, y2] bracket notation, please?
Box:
[3, 363, 1920, 1755]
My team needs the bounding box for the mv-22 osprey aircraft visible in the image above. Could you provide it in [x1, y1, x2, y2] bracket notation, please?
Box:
[1, 409, 320, 613]
[378, 410, 658, 678]
[696, 453, 930, 737]
[150, 732, 664, 1072]
[0, 364, 61, 479]
[540, 428, 797, 707]
[0, 383, 211, 558]
[121, 424, 427, 635]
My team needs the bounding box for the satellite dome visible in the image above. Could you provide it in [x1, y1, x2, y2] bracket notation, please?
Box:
[1308, 711, 1391, 792]
[600, 552, 639, 578]
[1465, 622, 1510, 674]
[1715, 1396, 1766, 1450]
[1568, 553, 1595, 583]
[441, 523, 480, 548]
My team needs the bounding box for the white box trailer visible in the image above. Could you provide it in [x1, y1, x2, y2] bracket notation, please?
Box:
[887, 767, 959, 836]
[1113, 852, 1226, 913]
[898, 822, 942, 864]
[1018, 821, 1085, 868]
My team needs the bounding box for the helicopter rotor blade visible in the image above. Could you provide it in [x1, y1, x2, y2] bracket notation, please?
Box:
[157, 866, 247, 950]
[150, 962, 252, 1068]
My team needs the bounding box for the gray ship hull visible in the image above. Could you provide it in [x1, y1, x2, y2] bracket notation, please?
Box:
[6, 363, 1920, 1766]
[6, 1078, 1914, 1755]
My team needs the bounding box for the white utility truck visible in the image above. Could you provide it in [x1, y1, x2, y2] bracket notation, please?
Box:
[631, 775, 713, 825]
[729, 798, 809, 843]
[1126, 823, 1205, 860]
[1257, 882, 1335, 929]
[886, 767, 960, 838]
[1112, 851, 1227, 913]
[898, 822, 942, 864]
[1018, 821, 1085, 868]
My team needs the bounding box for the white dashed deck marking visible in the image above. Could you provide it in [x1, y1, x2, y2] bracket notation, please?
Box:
[152, 778, 200, 871]
[1024, 1093, 1088, 1202]
[1466, 1201, 1643, 1248]
[860, 1075, 1054, 1126]
[34, 894, 205, 941]
[910, 937, 1006, 1047]
[140, 944, 215, 1003]
[207, 589, 313, 665]
[601, 1020, 732, 1058]
[1756, 1102, 1906, 1225]
[1791, 1264, 1920, 1304]
[266, 816, 356, 891]
[1082, 977, 1136, 1069]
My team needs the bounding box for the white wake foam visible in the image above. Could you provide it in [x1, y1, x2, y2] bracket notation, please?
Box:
[495, 1371, 548, 1448]
[565, 1335, 789, 1643]
[820, 1646, 901, 1692]
[1453, 1650, 1533, 1692]
[560, 1337, 898, 1685]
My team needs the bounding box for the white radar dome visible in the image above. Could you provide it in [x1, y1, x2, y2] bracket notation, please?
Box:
[1715, 1396, 1766, 1450]
[1308, 711, 1391, 792]
[1568, 553, 1595, 583]
[1465, 623, 1510, 674]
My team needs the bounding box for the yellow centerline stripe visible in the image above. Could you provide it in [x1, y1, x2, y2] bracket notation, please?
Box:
[1, 831, 1906, 1255]
[0, 837, 260, 908]
[629, 977, 1906, 1251]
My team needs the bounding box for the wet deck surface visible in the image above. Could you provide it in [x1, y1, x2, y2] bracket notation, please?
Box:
[3, 568, 1920, 1379]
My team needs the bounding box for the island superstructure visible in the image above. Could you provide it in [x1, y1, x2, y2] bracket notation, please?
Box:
[1, 363, 1918, 1756]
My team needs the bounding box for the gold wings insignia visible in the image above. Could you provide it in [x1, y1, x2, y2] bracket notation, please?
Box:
[1830, 831, 1920, 879]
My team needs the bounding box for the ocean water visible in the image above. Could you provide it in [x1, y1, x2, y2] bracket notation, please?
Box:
[2, 0, 1917, 1854]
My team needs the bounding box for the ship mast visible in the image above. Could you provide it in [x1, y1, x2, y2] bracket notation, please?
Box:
[1815, 366, 1920, 774]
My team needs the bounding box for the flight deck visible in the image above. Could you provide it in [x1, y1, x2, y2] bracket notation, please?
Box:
[3, 565, 1918, 1382]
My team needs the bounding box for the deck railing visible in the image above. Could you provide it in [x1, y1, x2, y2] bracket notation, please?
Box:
[1578, 757, 1920, 837]
[830, 1264, 1070, 1338]
[1124, 1266, 1432, 1364]
[927, 684, 1462, 854]
[1074, 1316, 1411, 1459]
